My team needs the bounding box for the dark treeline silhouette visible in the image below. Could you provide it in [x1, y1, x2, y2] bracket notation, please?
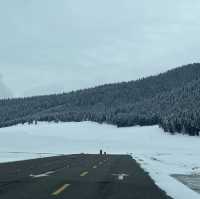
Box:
[1, 63, 200, 136]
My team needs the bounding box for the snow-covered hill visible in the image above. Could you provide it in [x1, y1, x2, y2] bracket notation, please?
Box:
[0, 122, 199, 199]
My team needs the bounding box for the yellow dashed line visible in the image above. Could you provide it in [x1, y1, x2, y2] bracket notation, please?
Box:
[52, 184, 70, 196]
[80, 171, 89, 177]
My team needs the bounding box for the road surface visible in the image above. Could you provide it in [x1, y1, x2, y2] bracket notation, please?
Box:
[0, 154, 172, 199]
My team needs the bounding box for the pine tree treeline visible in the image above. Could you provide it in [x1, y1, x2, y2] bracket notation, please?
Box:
[0, 63, 200, 136]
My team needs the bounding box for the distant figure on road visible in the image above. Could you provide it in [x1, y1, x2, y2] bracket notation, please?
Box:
[100, 149, 103, 155]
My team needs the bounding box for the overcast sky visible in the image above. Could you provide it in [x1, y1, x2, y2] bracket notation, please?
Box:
[1, 0, 200, 97]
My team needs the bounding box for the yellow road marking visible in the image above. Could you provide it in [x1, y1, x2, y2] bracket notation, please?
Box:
[52, 184, 70, 196]
[80, 171, 89, 177]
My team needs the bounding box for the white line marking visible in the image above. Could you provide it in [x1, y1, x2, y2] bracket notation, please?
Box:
[30, 171, 55, 178]
[112, 173, 129, 181]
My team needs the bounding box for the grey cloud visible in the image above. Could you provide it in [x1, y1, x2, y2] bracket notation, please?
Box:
[0, 74, 13, 99]
[0, 0, 200, 96]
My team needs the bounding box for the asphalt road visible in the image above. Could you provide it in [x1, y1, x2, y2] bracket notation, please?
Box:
[0, 154, 172, 199]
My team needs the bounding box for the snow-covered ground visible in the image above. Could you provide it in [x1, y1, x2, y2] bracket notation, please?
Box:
[0, 122, 200, 199]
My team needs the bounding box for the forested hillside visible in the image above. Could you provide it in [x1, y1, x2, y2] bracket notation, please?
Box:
[0, 63, 200, 136]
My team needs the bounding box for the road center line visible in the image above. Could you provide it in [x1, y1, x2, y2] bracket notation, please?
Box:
[52, 184, 70, 196]
[80, 171, 89, 177]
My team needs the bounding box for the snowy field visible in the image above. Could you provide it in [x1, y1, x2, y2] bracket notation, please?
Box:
[0, 122, 200, 199]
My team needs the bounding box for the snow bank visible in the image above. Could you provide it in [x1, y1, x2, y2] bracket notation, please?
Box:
[0, 121, 200, 199]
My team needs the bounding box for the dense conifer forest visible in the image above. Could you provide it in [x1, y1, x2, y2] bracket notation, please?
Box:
[1, 63, 200, 136]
